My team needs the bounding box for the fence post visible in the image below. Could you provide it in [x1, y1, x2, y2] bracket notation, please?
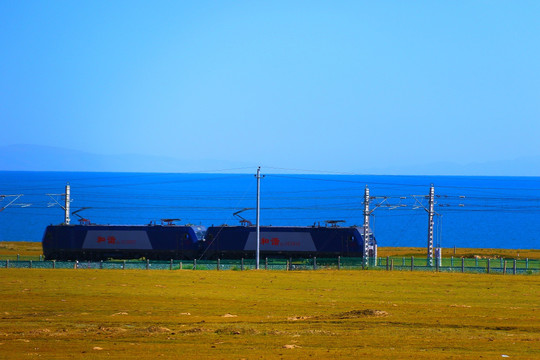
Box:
[122, 260, 126, 270]
[100, 260, 103, 270]
[402, 257, 405, 267]
[146, 259, 149, 270]
[411, 256, 414, 271]
[503, 260, 507, 275]
[461, 257, 465, 273]
[435, 258, 439, 272]
[390, 259, 394, 271]
[17, 254, 20, 261]
[451, 256, 454, 268]
[487, 259, 490, 274]
[74, 260, 78, 269]
[513, 259, 517, 275]
[39, 255, 43, 262]
[386, 256, 389, 271]
[337, 256, 341, 270]
[217, 258, 220, 271]
[6, 259, 9, 268]
[193, 259, 196, 270]
[52, 260, 55, 269]
[475, 257, 479, 267]
[170, 259, 173, 270]
[265, 257, 268, 270]
[241, 258, 244, 271]
[526, 258, 529, 269]
[313, 257, 317, 270]
[180, 261, 183, 270]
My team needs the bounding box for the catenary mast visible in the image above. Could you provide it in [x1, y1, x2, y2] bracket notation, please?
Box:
[426, 185, 435, 266]
[255, 167, 262, 269]
[363, 185, 370, 268]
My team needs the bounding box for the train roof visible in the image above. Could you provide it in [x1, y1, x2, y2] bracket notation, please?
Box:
[208, 224, 363, 229]
[47, 223, 206, 229]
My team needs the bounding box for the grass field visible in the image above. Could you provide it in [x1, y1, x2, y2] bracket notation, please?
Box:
[378, 247, 540, 260]
[1, 241, 539, 260]
[0, 268, 538, 359]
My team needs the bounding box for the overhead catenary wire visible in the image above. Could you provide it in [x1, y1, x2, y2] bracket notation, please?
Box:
[4, 170, 540, 226]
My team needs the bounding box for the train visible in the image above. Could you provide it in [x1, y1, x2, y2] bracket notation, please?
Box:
[201, 223, 374, 259]
[42, 219, 377, 261]
[41, 220, 205, 261]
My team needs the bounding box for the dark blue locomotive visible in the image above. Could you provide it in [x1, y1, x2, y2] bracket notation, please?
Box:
[42, 221, 205, 261]
[42, 220, 376, 261]
[200, 223, 376, 259]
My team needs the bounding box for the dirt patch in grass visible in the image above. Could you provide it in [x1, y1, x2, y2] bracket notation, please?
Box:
[145, 326, 171, 333]
[215, 326, 259, 335]
[97, 326, 127, 335]
[290, 309, 388, 321]
[179, 327, 212, 334]
[111, 311, 129, 316]
[287, 315, 311, 321]
[27, 328, 51, 336]
[334, 309, 389, 318]
[302, 329, 336, 335]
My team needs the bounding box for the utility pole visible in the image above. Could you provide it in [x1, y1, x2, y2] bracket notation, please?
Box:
[363, 185, 370, 268]
[427, 185, 435, 266]
[65, 183, 71, 225]
[255, 167, 263, 270]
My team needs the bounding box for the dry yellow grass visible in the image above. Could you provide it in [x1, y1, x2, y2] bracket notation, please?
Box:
[2, 241, 539, 260]
[0, 268, 538, 359]
[0, 241, 43, 258]
[377, 247, 540, 259]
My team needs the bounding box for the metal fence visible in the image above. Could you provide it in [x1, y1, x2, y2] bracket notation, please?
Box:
[376, 256, 538, 275]
[0, 256, 538, 274]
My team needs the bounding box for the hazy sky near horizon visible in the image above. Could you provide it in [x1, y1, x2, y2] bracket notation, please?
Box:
[2, 1, 539, 172]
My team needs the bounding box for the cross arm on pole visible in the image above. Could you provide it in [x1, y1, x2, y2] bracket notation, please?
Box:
[0, 194, 23, 212]
[46, 194, 67, 210]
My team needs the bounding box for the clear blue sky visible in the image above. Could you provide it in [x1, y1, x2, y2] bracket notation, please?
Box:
[1, 1, 539, 173]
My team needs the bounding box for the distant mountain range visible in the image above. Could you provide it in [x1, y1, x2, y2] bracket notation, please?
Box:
[0, 144, 254, 173]
[363, 158, 540, 177]
[1, 144, 539, 176]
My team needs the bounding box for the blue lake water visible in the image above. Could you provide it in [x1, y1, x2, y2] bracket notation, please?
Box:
[1, 171, 539, 249]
